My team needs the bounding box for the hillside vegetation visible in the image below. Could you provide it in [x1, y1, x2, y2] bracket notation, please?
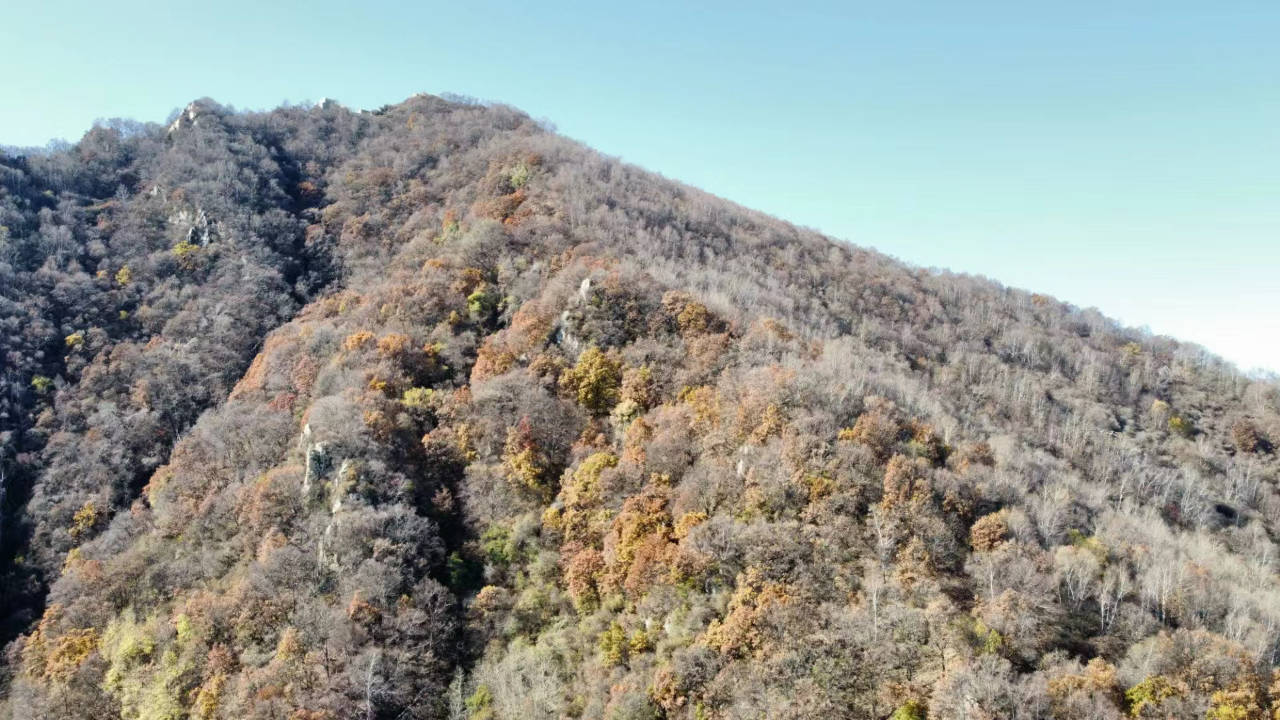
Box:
[2, 94, 1279, 720]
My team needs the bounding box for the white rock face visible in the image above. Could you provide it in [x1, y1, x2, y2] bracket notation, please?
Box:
[555, 310, 582, 355]
[168, 206, 216, 245]
[167, 100, 216, 133]
[302, 440, 330, 496]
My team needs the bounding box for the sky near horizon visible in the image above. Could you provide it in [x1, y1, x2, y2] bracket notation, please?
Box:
[2, 1, 1277, 373]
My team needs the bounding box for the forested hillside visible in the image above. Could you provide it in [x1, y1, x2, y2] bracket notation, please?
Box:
[2, 94, 1278, 720]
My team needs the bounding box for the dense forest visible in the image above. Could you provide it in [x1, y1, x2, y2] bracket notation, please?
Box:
[1, 94, 1278, 720]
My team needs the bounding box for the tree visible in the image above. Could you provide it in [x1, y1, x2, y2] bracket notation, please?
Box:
[559, 345, 623, 415]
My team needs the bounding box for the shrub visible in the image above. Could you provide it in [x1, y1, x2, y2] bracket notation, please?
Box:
[1125, 675, 1185, 716]
[342, 330, 375, 351]
[841, 402, 902, 461]
[620, 365, 657, 410]
[956, 441, 995, 472]
[467, 286, 501, 318]
[466, 684, 495, 720]
[882, 455, 929, 509]
[565, 548, 605, 611]
[508, 161, 531, 189]
[905, 420, 948, 465]
[973, 619, 1004, 655]
[401, 386, 434, 409]
[69, 501, 102, 541]
[890, 700, 926, 720]
[480, 525, 515, 569]
[171, 239, 201, 270]
[662, 291, 713, 336]
[1231, 420, 1266, 454]
[599, 622, 627, 667]
[376, 332, 412, 358]
[503, 418, 555, 501]
[1168, 415, 1194, 438]
[970, 511, 1009, 552]
[1205, 678, 1266, 720]
[565, 452, 618, 509]
[560, 346, 623, 415]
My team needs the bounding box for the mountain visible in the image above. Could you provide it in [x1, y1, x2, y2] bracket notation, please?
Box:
[1, 94, 1277, 720]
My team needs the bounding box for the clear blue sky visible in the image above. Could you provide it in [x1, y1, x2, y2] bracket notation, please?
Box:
[3, 1, 1277, 373]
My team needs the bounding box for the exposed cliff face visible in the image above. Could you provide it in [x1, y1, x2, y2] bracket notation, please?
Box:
[2, 95, 1278, 720]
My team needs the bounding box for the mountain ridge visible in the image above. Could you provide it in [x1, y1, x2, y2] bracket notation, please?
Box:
[1, 93, 1278, 720]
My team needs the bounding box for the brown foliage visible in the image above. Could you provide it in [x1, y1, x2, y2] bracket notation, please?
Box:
[881, 455, 930, 509]
[565, 548, 605, 610]
[970, 511, 1010, 552]
[1231, 419, 1268, 454]
[956, 441, 996, 473]
[842, 400, 903, 462]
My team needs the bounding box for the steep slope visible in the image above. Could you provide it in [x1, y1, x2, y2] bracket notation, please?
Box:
[0, 101, 355, 641]
[3, 95, 1279, 720]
